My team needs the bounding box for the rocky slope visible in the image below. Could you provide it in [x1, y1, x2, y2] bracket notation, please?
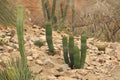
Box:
[0, 25, 120, 80]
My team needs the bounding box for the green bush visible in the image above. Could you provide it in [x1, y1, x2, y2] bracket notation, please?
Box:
[34, 40, 44, 47]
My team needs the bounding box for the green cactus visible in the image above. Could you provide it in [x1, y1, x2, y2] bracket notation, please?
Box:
[62, 36, 70, 65]
[73, 45, 81, 69]
[69, 35, 74, 68]
[80, 35, 87, 68]
[16, 5, 27, 67]
[51, 0, 56, 24]
[62, 35, 87, 69]
[45, 22, 55, 55]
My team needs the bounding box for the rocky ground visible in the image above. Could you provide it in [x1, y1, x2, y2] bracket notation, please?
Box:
[0, 25, 120, 80]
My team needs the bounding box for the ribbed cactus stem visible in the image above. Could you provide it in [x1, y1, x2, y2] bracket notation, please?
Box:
[62, 36, 70, 65]
[41, 0, 47, 21]
[80, 35, 87, 68]
[51, 0, 56, 24]
[73, 45, 81, 69]
[69, 36, 74, 68]
[16, 5, 27, 67]
[45, 22, 55, 55]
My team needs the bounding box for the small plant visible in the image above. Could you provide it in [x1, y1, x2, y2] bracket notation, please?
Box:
[45, 22, 55, 55]
[0, 59, 32, 80]
[62, 35, 87, 69]
[34, 40, 44, 47]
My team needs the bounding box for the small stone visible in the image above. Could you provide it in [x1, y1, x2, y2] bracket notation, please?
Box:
[30, 64, 42, 74]
[32, 53, 40, 59]
[34, 74, 41, 80]
[47, 75, 57, 80]
[35, 59, 43, 65]
[44, 59, 54, 68]
[105, 48, 115, 56]
[57, 64, 70, 72]
[27, 56, 33, 61]
[58, 77, 76, 80]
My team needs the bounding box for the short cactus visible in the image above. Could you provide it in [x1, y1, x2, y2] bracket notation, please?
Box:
[45, 22, 55, 55]
[80, 35, 87, 68]
[62, 36, 69, 65]
[62, 35, 87, 69]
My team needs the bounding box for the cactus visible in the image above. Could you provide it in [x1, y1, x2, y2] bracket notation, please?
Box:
[62, 36, 70, 65]
[51, 0, 56, 24]
[16, 5, 27, 67]
[73, 45, 81, 69]
[80, 35, 87, 68]
[45, 22, 55, 55]
[62, 35, 87, 69]
[68, 36, 74, 68]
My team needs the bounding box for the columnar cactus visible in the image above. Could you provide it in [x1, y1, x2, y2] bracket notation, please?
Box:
[16, 5, 27, 67]
[73, 45, 81, 68]
[62, 35, 87, 69]
[68, 36, 74, 68]
[80, 35, 87, 68]
[45, 22, 55, 55]
[62, 36, 69, 65]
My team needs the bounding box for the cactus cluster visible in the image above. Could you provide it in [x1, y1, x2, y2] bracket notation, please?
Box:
[62, 35, 87, 69]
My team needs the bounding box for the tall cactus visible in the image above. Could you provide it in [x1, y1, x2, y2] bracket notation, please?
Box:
[80, 35, 87, 68]
[62, 36, 70, 65]
[45, 22, 55, 55]
[16, 5, 27, 67]
[73, 45, 81, 68]
[69, 36, 74, 68]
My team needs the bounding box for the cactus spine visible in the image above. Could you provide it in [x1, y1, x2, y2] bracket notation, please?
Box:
[45, 22, 54, 55]
[62, 36, 70, 65]
[80, 35, 87, 68]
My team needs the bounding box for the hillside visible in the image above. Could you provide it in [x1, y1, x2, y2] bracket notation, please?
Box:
[0, 0, 120, 80]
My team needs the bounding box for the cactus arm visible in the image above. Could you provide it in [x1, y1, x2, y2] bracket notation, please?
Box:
[80, 35, 87, 68]
[45, 22, 54, 55]
[69, 36, 74, 68]
[51, 0, 56, 24]
[62, 36, 70, 65]
[73, 46, 81, 69]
